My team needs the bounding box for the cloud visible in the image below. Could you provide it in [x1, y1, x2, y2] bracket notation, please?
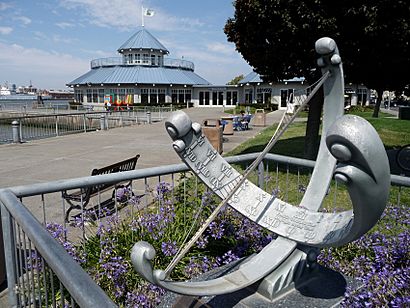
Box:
[0, 3, 12, 11]
[13, 15, 31, 26]
[206, 42, 236, 56]
[55, 22, 75, 29]
[59, 0, 204, 32]
[52, 35, 77, 44]
[0, 26, 12, 35]
[33, 31, 77, 45]
[0, 42, 89, 88]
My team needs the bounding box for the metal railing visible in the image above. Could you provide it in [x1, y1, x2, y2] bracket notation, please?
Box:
[0, 107, 173, 144]
[90, 56, 194, 71]
[0, 153, 408, 307]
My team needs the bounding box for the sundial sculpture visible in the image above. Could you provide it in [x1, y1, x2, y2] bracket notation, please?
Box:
[131, 37, 390, 300]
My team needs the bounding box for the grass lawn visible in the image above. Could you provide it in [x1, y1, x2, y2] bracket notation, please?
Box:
[227, 109, 410, 158]
[226, 108, 410, 210]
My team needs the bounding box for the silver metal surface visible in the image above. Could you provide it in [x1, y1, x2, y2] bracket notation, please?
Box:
[0, 190, 117, 307]
[131, 37, 391, 297]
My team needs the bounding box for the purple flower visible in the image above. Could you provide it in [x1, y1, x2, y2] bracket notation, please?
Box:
[161, 241, 178, 257]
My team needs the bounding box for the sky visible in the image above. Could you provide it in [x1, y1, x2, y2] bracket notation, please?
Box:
[0, 0, 253, 90]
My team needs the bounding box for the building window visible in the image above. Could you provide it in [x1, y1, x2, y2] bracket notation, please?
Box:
[280, 89, 294, 108]
[151, 55, 156, 66]
[75, 89, 83, 103]
[86, 89, 92, 103]
[199, 91, 210, 105]
[98, 89, 104, 103]
[126, 88, 134, 104]
[257, 88, 272, 105]
[199, 91, 204, 105]
[245, 89, 253, 104]
[141, 89, 149, 104]
[357, 88, 367, 105]
[172, 89, 191, 104]
[92, 89, 98, 103]
[128, 54, 133, 64]
[178, 89, 184, 103]
[143, 54, 149, 64]
[158, 89, 166, 103]
[150, 88, 158, 104]
[135, 54, 141, 63]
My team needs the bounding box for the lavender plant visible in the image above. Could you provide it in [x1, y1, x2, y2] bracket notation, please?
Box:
[44, 177, 409, 307]
[318, 204, 410, 307]
[56, 179, 273, 306]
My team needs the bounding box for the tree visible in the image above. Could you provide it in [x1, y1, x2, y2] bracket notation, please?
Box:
[338, 0, 410, 117]
[225, 0, 410, 159]
[227, 74, 245, 85]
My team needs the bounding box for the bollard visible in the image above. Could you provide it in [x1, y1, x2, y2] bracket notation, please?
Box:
[100, 114, 107, 130]
[12, 120, 21, 143]
[146, 111, 152, 124]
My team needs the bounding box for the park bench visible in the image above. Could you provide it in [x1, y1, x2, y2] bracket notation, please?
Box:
[62, 154, 140, 222]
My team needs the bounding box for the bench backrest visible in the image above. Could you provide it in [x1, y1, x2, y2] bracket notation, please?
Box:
[85, 154, 140, 198]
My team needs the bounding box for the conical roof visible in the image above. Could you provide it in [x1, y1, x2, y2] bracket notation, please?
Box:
[117, 28, 169, 54]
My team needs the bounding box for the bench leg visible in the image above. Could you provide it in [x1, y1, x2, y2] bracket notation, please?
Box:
[64, 202, 81, 223]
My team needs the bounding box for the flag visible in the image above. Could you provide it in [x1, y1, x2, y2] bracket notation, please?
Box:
[144, 8, 155, 16]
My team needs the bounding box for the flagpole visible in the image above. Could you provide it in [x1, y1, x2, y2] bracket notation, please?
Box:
[141, 5, 144, 27]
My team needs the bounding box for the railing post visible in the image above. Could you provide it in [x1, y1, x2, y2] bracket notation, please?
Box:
[1, 203, 18, 307]
[83, 114, 87, 132]
[258, 160, 265, 189]
[100, 114, 105, 130]
[146, 111, 152, 124]
[100, 114, 107, 130]
[55, 115, 59, 136]
[12, 120, 21, 143]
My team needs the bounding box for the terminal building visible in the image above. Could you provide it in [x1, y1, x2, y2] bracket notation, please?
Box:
[68, 28, 369, 109]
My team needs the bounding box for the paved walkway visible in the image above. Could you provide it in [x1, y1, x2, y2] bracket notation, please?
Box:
[0, 107, 286, 306]
[0, 108, 284, 189]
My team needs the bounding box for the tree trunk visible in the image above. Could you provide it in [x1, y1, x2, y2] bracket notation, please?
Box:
[372, 88, 384, 118]
[304, 88, 324, 160]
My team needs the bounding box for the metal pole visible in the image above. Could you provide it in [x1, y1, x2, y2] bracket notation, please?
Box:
[1, 203, 18, 307]
[100, 114, 107, 130]
[12, 120, 20, 143]
[146, 111, 152, 124]
[83, 114, 87, 132]
[55, 115, 59, 136]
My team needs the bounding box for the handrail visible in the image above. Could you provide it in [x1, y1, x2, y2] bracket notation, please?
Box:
[90, 56, 194, 71]
[1, 153, 408, 198]
[0, 190, 117, 307]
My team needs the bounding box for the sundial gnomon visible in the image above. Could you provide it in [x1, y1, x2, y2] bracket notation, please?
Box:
[131, 38, 390, 298]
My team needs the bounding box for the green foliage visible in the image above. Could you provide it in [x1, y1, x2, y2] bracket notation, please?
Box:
[227, 74, 245, 85]
[225, 0, 410, 91]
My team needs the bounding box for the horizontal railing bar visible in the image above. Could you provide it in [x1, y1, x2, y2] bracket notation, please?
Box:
[0, 190, 117, 307]
[1, 153, 408, 198]
[391, 174, 410, 187]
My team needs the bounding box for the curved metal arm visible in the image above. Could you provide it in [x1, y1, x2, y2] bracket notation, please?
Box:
[130, 37, 390, 296]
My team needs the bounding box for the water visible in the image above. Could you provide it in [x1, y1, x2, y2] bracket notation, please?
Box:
[0, 98, 70, 112]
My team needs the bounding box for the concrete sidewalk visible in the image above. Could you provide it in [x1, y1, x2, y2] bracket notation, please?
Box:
[0, 108, 285, 189]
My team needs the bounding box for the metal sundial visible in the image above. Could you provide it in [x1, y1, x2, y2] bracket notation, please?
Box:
[131, 38, 390, 298]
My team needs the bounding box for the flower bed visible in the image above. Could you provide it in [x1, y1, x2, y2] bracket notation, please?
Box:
[45, 180, 409, 307]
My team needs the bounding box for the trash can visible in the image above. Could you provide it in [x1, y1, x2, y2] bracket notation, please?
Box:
[202, 119, 223, 154]
[220, 116, 234, 135]
[398, 107, 410, 120]
[253, 109, 266, 127]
